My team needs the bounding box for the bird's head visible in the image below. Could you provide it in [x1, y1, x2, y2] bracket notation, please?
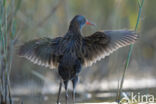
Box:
[69, 15, 95, 31]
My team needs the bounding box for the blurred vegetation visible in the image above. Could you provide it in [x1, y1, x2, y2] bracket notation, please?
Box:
[0, 0, 19, 103]
[1, 0, 156, 103]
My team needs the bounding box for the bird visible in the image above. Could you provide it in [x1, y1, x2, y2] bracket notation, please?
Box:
[18, 15, 138, 104]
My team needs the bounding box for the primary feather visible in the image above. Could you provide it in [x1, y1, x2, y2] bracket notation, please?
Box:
[18, 37, 63, 69]
[82, 30, 138, 67]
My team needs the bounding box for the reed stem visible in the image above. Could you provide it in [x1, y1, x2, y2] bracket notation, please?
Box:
[117, 0, 145, 102]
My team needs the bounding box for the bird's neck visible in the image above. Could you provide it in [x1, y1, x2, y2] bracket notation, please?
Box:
[66, 27, 82, 41]
[68, 24, 81, 35]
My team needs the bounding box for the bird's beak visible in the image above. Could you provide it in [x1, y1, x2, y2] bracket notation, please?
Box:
[86, 21, 96, 26]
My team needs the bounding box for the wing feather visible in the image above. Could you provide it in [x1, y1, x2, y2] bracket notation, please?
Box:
[18, 37, 63, 69]
[82, 30, 138, 67]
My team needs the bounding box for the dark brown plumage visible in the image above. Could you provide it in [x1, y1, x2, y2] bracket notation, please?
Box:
[18, 30, 137, 69]
[18, 15, 138, 104]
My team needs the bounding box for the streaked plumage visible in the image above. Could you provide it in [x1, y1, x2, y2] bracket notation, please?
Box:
[82, 30, 137, 66]
[18, 30, 137, 69]
[18, 15, 138, 104]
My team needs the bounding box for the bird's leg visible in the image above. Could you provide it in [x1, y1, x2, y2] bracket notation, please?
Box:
[72, 76, 78, 104]
[57, 79, 62, 104]
[63, 80, 69, 104]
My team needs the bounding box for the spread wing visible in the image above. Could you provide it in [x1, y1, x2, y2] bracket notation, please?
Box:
[18, 37, 63, 69]
[82, 30, 138, 67]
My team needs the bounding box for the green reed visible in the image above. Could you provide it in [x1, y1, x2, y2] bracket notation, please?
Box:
[0, 0, 21, 103]
[117, 0, 145, 102]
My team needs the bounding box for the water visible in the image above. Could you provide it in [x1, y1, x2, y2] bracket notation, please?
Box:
[11, 78, 156, 104]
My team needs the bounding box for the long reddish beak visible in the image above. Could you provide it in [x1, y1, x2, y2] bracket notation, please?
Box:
[86, 21, 96, 26]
